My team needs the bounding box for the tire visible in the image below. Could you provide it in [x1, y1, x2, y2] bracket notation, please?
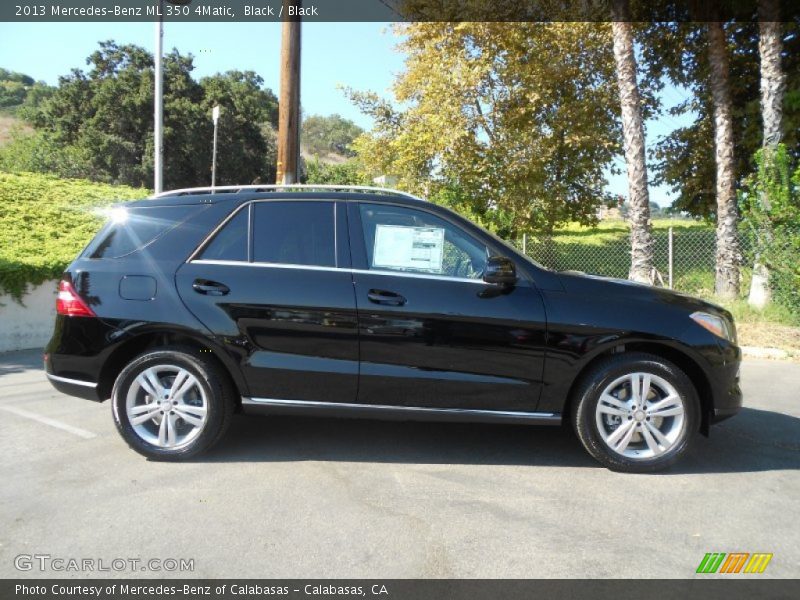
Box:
[111, 346, 236, 460]
[572, 352, 700, 473]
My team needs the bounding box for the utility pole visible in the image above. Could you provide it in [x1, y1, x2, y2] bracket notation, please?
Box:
[276, 0, 301, 185]
[154, 0, 164, 194]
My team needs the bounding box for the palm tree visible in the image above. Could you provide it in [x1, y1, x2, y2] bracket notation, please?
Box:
[707, 22, 740, 299]
[610, 1, 654, 283]
[759, 5, 786, 148]
[749, 0, 786, 307]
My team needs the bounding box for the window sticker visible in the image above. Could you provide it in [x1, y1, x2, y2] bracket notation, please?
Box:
[372, 225, 445, 273]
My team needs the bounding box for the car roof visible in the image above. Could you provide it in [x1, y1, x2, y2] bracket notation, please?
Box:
[123, 185, 430, 210]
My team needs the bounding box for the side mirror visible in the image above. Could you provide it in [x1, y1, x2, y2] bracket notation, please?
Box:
[483, 256, 517, 286]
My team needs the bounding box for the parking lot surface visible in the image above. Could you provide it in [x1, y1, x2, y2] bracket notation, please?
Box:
[1, 349, 798, 578]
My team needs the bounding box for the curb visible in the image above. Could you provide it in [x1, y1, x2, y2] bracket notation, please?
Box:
[741, 345, 793, 360]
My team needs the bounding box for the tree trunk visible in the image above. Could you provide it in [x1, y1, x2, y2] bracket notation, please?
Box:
[707, 22, 740, 299]
[749, 3, 786, 308]
[610, 4, 654, 283]
[759, 15, 785, 148]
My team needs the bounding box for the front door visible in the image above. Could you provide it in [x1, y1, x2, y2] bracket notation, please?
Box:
[349, 201, 547, 412]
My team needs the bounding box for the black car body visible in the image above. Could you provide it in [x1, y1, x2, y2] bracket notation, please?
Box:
[45, 186, 741, 471]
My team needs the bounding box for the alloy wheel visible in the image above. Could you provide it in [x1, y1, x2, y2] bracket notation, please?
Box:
[594, 372, 686, 460]
[125, 365, 208, 449]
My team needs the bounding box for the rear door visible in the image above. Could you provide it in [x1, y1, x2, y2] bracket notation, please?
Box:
[176, 199, 359, 403]
[349, 201, 548, 412]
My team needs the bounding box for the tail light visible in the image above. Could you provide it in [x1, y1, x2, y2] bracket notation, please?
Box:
[56, 279, 96, 317]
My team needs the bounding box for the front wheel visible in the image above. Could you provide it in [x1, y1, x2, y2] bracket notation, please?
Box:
[111, 347, 235, 460]
[572, 353, 700, 473]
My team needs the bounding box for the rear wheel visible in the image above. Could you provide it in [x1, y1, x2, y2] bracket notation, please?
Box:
[111, 347, 235, 460]
[572, 352, 700, 473]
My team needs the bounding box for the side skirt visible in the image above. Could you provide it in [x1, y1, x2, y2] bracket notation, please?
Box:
[241, 397, 562, 426]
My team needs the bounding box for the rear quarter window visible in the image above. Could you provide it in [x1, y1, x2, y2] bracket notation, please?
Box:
[89, 206, 197, 259]
[197, 206, 249, 262]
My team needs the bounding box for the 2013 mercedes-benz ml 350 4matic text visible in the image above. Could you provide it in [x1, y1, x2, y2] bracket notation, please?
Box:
[45, 185, 741, 472]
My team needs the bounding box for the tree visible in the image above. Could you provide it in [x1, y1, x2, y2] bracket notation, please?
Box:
[0, 129, 94, 178]
[21, 42, 278, 189]
[638, 16, 797, 303]
[200, 70, 278, 186]
[648, 201, 663, 217]
[0, 68, 34, 86]
[641, 19, 800, 219]
[610, 1, 654, 283]
[0, 68, 52, 109]
[759, 3, 786, 149]
[707, 21, 740, 298]
[349, 22, 620, 237]
[302, 114, 363, 158]
[740, 146, 800, 319]
[749, 0, 788, 307]
[304, 156, 371, 185]
[0, 80, 27, 107]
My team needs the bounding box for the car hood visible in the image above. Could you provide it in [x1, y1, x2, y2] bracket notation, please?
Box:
[556, 270, 733, 319]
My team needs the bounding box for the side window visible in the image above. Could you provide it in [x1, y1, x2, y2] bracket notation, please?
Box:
[91, 206, 193, 259]
[198, 207, 248, 261]
[252, 201, 336, 267]
[358, 204, 488, 279]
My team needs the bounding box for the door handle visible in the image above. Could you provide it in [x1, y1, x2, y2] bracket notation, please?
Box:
[192, 279, 230, 296]
[367, 289, 406, 306]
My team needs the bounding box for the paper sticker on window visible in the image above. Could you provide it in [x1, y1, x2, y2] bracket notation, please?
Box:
[373, 225, 445, 273]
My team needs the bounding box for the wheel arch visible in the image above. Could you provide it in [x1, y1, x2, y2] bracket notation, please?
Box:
[562, 341, 714, 437]
[97, 328, 247, 406]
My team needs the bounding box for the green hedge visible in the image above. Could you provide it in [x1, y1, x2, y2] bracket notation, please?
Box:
[0, 171, 146, 301]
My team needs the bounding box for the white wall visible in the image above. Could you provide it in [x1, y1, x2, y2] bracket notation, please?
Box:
[0, 280, 58, 353]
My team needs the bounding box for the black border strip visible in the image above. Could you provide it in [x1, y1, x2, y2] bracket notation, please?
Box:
[3, 1, 799, 23]
[3, 579, 800, 600]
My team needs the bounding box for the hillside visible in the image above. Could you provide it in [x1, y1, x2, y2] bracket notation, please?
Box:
[0, 110, 32, 147]
[0, 67, 49, 146]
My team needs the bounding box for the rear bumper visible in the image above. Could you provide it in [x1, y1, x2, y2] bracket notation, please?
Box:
[44, 343, 104, 401]
[45, 371, 103, 402]
[44, 315, 114, 402]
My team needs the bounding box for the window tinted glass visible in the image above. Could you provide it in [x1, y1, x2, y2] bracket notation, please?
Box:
[359, 204, 488, 279]
[198, 207, 248, 261]
[91, 206, 192, 259]
[252, 201, 335, 267]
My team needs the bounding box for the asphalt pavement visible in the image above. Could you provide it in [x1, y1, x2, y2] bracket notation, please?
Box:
[1, 349, 798, 579]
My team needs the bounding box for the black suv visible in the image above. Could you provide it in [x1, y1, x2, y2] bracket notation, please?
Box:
[45, 185, 741, 472]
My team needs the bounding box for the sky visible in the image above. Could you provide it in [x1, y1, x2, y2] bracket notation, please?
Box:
[0, 21, 693, 206]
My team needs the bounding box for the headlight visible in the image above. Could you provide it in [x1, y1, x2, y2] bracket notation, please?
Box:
[690, 311, 736, 343]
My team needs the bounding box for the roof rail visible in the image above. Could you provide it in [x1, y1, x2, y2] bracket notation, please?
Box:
[152, 184, 426, 202]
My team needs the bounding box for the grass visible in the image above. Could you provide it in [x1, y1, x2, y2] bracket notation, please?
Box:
[555, 218, 712, 234]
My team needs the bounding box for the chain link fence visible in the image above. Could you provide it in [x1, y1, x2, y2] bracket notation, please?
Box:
[512, 223, 798, 318]
[511, 222, 757, 299]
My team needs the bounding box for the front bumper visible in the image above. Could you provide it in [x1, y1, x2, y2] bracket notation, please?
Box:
[708, 342, 742, 424]
[712, 405, 742, 423]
